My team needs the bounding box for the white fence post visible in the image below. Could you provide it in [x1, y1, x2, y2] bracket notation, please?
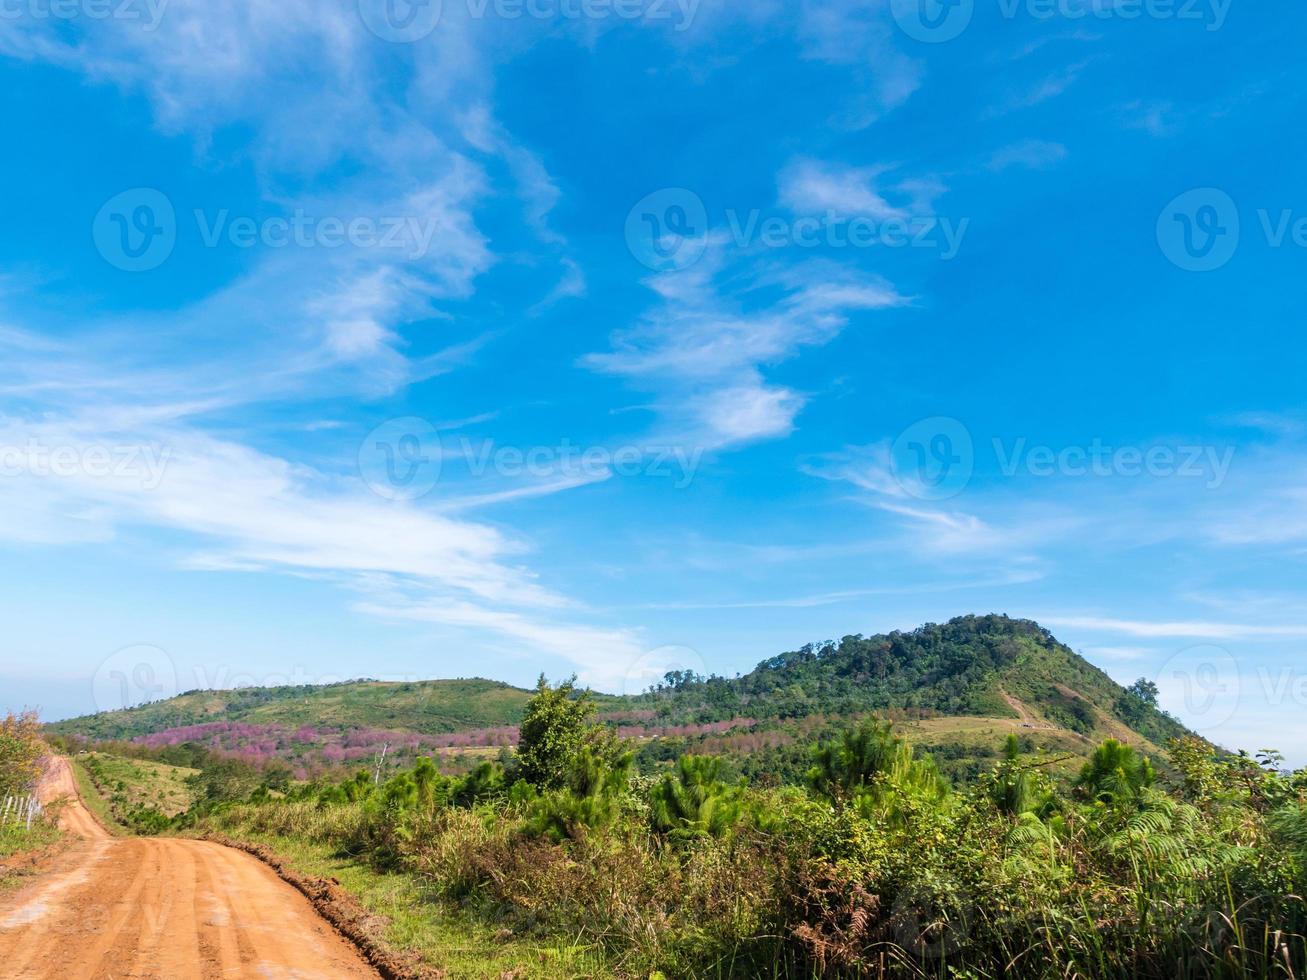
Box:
[0, 794, 41, 830]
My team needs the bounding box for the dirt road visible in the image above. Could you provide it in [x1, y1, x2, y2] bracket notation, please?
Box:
[0, 757, 380, 979]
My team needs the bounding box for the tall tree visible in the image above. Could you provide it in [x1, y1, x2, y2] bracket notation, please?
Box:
[516, 675, 598, 789]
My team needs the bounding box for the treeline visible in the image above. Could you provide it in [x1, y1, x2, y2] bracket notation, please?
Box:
[0, 711, 42, 797]
[0, 711, 56, 857]
[191, 676, 1307, 978]
[628, 615, 1189, 748]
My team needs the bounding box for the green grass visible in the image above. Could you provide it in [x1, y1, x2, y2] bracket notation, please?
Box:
[0, 819, 60, 860]
[66, 754, 126, 834]
[0, 818, 62, 893]
[79, 751, 198, 817]
[50, 678, 539, 741]
[198, 826, 615, 979]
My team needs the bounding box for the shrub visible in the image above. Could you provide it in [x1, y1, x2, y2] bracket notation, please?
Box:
[0, 711, 42, 797]
[649, 754, 746, 842]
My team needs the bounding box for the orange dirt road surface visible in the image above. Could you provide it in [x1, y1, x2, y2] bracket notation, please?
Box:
[0, 756, 381, 980]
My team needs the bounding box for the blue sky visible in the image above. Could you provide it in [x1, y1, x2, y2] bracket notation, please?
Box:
[1, 0, 1305, 761]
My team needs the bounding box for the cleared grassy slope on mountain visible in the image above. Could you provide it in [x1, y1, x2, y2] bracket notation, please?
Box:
[49, 678, 535, 741]
[50, 616, 1188, 778]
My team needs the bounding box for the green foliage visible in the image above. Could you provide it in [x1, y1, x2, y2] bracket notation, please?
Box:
[626, 616, 1189, 745]
[0, 711, 42, 797]
[515, 674, 599, 789]
[525, 744, 634, 842]
[78, 751, 196, 833]
[451, 761, 506, 806]
[1128, 677, 1161, 705]
[987, 733, 1045, 816]
[1075, 737, 1155, 805]
[649, 754, 746, 842]
[192, 725, 1307, 980]
[52, 618, 1194, 774]
[807, 719, 949, 818]
[185, 757, 266, 804]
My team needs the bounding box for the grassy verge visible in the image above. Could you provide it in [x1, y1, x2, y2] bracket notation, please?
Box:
[0, 819, 63, 893]
[79, 752, 198, 817]
[0, 819, 61, 860]
[188, 822, 613, 980]
[77, 751, 197, 833]
[66, 754, 126, 834]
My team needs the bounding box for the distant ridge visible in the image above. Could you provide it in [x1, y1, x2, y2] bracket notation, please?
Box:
[49, 615, 1191, 774]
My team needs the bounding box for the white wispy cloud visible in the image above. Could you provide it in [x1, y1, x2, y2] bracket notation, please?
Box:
[780, 160, 907, 221]
[0, 1, 580, 393]
[779, 159, 945, 219]
[1080, 645, 1153, 661]
[795, 0, 922, 126]
[986, 139, 1068, 172]
[586, 251, 907, 448]
[0, 404, 651, 682]
[1041, 616, 1307, 639]
[1220, 411, 1305, 438]
[642, 569, 1044, 610]
[799, 440, 1083, 559]
[988, 61, 1096, 117]
[0, 310, 650, 684]
[1120, 99, 1182, 137]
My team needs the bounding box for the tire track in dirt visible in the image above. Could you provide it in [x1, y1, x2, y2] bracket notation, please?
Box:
[0, 757, 381, 979]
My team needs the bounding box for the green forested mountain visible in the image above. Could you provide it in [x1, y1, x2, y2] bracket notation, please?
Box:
[49, 615, 1187, 770]
[634, 614, 1187, 744]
